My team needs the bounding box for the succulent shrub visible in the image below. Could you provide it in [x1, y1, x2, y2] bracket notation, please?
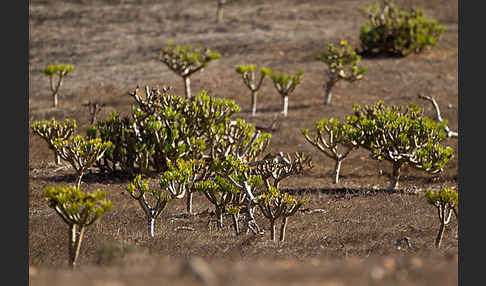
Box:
[269, 70, 303, 117]
[316, 40, 367, 105]
[43, 64, 74, 108]
[126, 159, 195, 237]
[31, 118, 77, 165]
[160, 42, 221, 99]
[426, 187, 458, 248]
[44, 185, 112, 268]
[346, 101, 454, 190]
[256, 186, 307, 242]
[89, 87, 204, 176]
[195, 155, 263, 233]
[90, 87, 271, 215]
[235, 64, 272, 116]
[249, 152, 313, 188]
[359, 0, 446, 56]
[302, 118, 357, 184]
[53, 135, 112, 188]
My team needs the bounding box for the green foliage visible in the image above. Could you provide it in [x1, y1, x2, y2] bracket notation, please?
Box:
[160, 42, 221, 76]
[43, 185, 112, 267]
[359, 0, 446, 56]
[270, 69, 304, 96]
[317, 40, 367, 83]
[126, 174, 171, 202]
[194, 173, 241, 228]
[426, 187, 458, 209]
[31, 118, 78, 151]
[302, 118, 357, 151]
[235, 64, 271, 116]
[54, 135, 112, 186]
[257, 186, 307, 241]
[301, 118, 357, 183]
[43, 64, 74, 76]
[260, 67, 272, 77]
[236, 64, 256, 74]
[236, 64, 271, 77]
[90, 88, 270, 177]
[257, 186, 307, 217]
[425, 187, 458, 248]
[347, 101, 453, 171]
[195, 155, 264, 229]
[44, 185, 113, 226]
[346, 101, 454, 189]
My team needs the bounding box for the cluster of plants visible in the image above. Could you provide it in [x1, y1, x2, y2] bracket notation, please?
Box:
[32, 0, 456, 269]
[32, 87, 312, 267]
[302, 101, 455, 190]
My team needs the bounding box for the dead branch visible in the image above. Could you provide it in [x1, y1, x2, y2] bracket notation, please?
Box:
[83, 101, 106, 125]
[418, 94, 458, 138]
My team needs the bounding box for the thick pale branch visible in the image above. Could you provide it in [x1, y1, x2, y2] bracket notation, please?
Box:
[418, 94, 458, 138]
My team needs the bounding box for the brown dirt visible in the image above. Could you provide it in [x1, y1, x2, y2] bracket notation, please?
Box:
[29, 0, 458, 285]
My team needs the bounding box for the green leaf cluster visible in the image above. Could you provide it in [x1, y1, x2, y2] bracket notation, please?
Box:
[316, 40, 367, 82]
[346, 101, 454, 174]
[53, 135, 112, 184]
[160, 42, 221, 76]
[426, 187, 458, 207]
[44, 185, 112, 225]
[236, 64, 271, 77]
[90, 88, 270, 176]
[301, 117, 357, 161]
[258, 186, 307, 217]
[270, 70, 303, 96]
[43, 64, 74, 76]
[360, 1, 446, 56]
[31, 118, 78, 150]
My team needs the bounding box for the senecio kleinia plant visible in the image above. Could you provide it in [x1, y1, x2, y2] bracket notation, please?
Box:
[195, 155, 263, 233]
[31, 118, 77, 165]
[250, 151, 313, 189]
[360, 0, 446, 56]
[43, 185, 112, 268]
[43, 64, 74, 108]
[235, 64, 272, 116]
[346, 101, 454, 190]
[302, 118, 357, 184]
[316, 40, 367, 105]
[270, 69, 303, 117]
[257, 186, 307, 242]
[426, 187, 458, 249]
[90, 87, 271, 215]
[126, 159, 195, 237]
[160, 42, 221, 99]
[53, 135, 112, 188]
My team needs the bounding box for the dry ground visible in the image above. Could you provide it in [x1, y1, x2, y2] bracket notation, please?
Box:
[29, 0, 458, 285]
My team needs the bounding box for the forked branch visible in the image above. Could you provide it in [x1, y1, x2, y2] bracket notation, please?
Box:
[418, 94, 458, 138]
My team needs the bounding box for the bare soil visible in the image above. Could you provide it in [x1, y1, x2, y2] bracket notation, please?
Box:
[29, 0, 458, 285]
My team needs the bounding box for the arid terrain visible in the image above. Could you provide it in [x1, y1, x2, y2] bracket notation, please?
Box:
[29, 0, 459, 285]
